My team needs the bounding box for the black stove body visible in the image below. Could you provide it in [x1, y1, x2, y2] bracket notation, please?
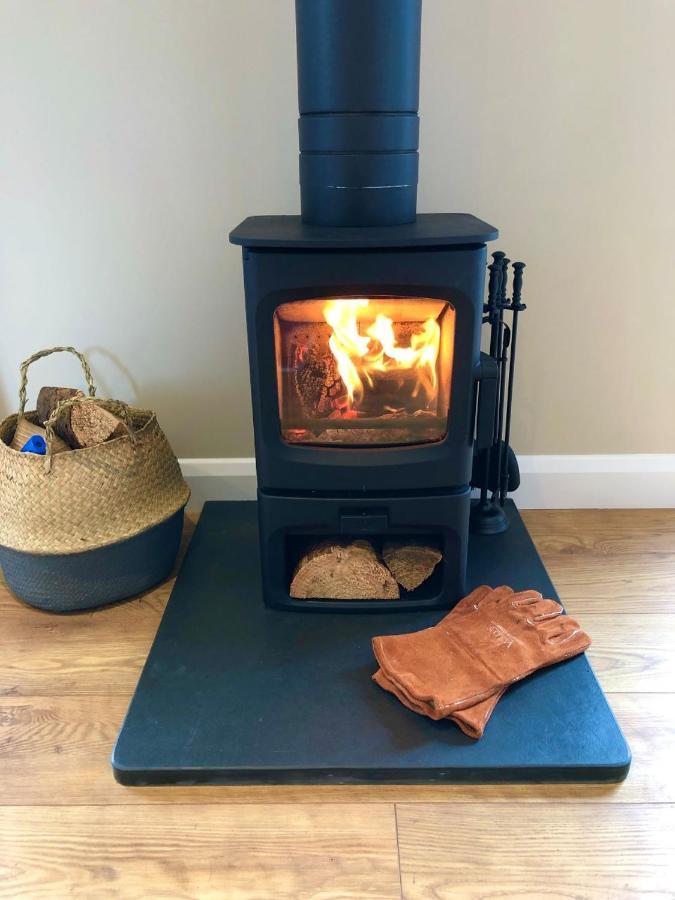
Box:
[230, 216, 499, 611]
[230, 0, 504, 611]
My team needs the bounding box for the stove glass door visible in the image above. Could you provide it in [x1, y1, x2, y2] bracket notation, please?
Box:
[274, 296, 455, 447]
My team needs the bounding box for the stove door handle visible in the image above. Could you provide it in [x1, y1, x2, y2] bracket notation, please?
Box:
[474, 352, 499, 450]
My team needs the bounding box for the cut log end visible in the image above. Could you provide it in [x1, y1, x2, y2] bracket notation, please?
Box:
[36, 387, 85, 425]
[10, 417, 70, 454]
[290, 540, 400, 600]
[382, 540, 443, 591]
[56, 401, 126, 449]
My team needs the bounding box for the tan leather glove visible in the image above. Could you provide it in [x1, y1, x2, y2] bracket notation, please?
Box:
[373, 585, 511, 738]
[372, 585, 590, 735]
[373, 668, 503, 739]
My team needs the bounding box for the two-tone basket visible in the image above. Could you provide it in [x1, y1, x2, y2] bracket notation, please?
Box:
[0, 347, 190, 611]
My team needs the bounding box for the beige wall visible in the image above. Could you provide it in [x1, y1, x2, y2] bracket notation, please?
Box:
[2, 0, 674, 457]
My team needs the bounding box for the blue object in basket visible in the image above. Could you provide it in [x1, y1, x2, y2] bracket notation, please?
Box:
[21, 434, 47, 455]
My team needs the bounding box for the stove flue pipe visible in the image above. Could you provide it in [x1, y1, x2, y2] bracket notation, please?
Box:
[296, 0, 422, 227]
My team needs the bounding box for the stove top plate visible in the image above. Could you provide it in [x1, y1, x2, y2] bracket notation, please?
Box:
[229, 213, 498, 249]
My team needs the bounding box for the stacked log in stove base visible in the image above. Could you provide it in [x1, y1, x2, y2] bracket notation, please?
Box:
[290, 538, 442, 601]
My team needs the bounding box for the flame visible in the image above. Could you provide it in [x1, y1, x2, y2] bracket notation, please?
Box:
[322, 298, 441, 414]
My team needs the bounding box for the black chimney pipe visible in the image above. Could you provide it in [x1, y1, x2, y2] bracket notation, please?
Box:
[295, 0, 422, 227]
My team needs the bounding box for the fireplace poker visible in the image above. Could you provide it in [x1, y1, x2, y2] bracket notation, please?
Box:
[487, 251, 505, 358]
[491, 255, 510, 505]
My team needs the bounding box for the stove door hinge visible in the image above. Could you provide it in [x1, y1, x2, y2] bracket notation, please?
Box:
[473, 352, 499, 450]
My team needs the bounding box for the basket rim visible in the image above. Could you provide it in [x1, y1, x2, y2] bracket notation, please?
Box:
[0, 406, 157, 461]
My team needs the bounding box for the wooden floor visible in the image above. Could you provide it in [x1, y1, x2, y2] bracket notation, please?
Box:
[1, 509, 674, 899]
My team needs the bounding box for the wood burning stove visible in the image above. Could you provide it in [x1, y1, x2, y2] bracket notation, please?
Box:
[230, 0, 518, 611]
[230, 217, 504, 610]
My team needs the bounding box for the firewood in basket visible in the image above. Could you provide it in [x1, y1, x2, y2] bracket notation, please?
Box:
[56, 400, 126, 449]
[290, 540, 400, 600]
[36, 386, 85, 425]
[10, 416, 70, 454]
[382, 540, 443, 592]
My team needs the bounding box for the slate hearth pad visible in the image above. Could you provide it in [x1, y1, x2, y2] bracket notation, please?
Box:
[113, 500, 630, 784]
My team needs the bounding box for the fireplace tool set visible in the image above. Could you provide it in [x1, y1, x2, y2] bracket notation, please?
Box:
[471, 253, 528, 535]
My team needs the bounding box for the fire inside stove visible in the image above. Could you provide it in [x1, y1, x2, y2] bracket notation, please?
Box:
[274, 296, 455, 446]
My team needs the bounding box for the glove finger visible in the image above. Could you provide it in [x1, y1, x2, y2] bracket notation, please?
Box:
[451, 585, 512, 616]
[521, 598, 564, 622]
[437, 586, 492, 626]
[457, 585, 493, 610]
[509, 590, 544, 607]
[484, 585, 516, 605]
[541, 616, 590, 648]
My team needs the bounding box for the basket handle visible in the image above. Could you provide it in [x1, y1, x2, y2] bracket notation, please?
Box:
[18, 346, 97, 417]
[43, 396, 137, 473]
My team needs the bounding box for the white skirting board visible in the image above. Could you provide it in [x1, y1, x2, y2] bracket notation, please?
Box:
[179, 455, 675, 510]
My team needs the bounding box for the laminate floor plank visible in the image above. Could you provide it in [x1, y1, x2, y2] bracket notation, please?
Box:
[540, 554, 675, 614]
[0, 590, 165, 698]
[0, 804, 401, 900]
[582, 614, 675, 693]
[396, 802, 675, 899]
[521, 508, 675, 553]
[523, 509, 675, 615]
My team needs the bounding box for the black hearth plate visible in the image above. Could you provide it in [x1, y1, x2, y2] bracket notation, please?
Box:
[113, 501, 630, 785]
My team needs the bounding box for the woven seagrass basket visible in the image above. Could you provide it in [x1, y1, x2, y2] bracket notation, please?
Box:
[0, 347, 190, 611]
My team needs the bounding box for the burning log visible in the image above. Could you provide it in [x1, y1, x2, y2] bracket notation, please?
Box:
[287, 426, 437, 446]
[382, 540, 442, 591]
[286, 309, 442, 423]
[290, 540, 400, 600]
[292, 343, 343, 417]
